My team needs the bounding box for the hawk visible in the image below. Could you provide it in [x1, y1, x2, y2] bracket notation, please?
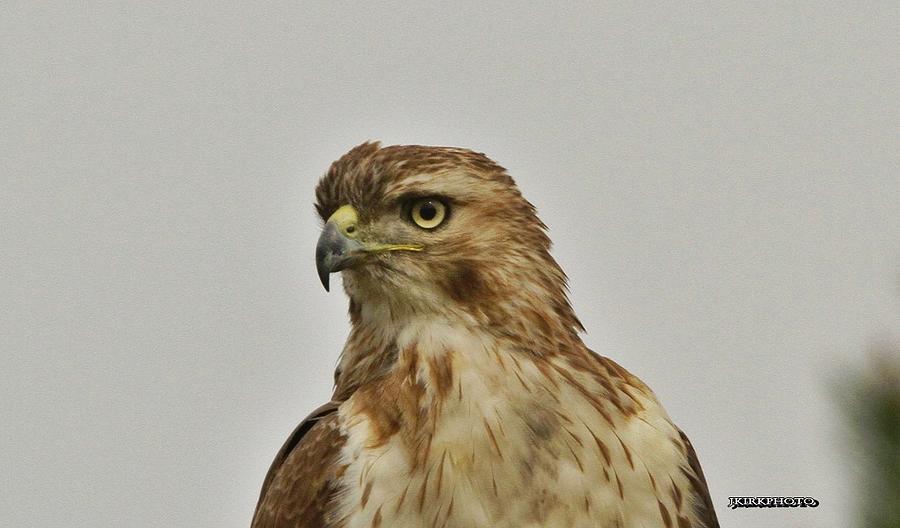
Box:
[252, 142, 719, 528]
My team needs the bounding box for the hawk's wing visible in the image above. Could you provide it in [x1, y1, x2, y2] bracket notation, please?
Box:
[586, 352, 719, 527]
[251, 401, 345, 528]
[678, 429, 720, 528]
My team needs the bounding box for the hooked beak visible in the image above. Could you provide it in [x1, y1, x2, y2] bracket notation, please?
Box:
[315, 204, 425, 291]
[316, 205, 364, 291]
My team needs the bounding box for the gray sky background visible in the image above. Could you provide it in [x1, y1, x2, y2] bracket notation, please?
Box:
[2, 3, 899, 527]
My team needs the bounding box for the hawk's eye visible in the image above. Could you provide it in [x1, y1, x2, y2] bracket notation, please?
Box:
[409, 198, 447, 229]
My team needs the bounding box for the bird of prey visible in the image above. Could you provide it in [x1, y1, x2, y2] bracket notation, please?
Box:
[252, 142, 719, 528]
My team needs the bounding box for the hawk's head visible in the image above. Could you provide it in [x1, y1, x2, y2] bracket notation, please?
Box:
[315, 142, 582, 337]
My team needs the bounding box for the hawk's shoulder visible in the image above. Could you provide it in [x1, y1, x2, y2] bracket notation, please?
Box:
[677, 428, 720, 528]
[565, 347, 719, 527]
[251, 401, 346, 528]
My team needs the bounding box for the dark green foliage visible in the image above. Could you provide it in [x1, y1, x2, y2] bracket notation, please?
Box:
[838, 349, 900, 528]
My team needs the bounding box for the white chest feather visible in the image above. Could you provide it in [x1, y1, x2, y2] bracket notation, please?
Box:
[335, 322, 696, 528]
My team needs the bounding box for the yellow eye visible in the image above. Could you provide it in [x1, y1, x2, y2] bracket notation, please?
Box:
[410, 198, 447, 229]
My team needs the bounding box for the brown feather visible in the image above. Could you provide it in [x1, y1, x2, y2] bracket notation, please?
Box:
[251, 402, 345, 528]
[677, 429, 720, 528]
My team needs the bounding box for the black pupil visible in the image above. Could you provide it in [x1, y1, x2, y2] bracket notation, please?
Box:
[419, 202, 437, 221]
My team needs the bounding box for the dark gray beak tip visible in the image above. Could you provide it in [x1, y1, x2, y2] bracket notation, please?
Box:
[318, 265, 331, 292]
[315, 239, 333, 292]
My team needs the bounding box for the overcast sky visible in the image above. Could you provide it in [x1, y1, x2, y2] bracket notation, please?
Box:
[2, 3, 899, 528]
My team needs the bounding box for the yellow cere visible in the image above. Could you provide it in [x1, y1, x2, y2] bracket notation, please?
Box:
[327, 205, 360, 237]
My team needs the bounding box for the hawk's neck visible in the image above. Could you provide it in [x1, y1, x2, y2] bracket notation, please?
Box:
[331, 295, 584, 404]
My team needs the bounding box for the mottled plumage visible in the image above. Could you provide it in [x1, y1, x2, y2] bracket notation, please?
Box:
[252, 142, 719, 528]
